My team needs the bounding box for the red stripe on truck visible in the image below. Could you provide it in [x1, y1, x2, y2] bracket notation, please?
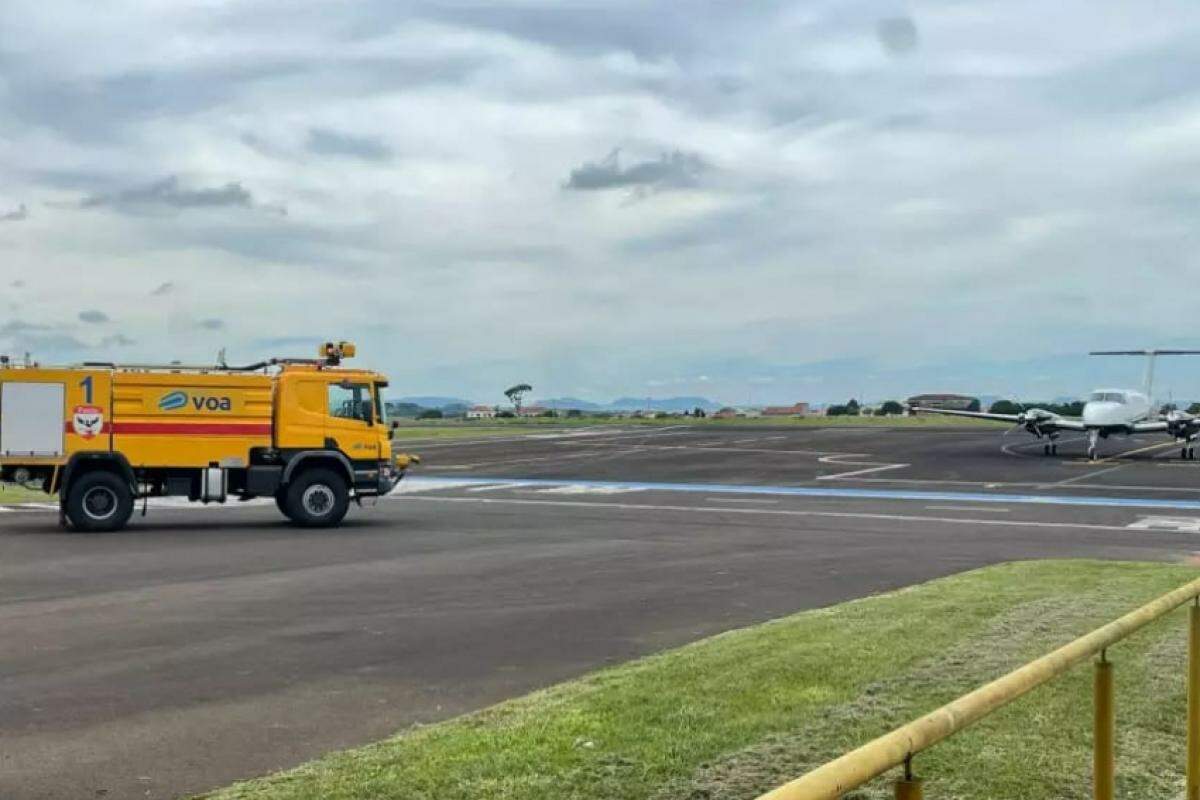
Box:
[111, 422, 272, 436]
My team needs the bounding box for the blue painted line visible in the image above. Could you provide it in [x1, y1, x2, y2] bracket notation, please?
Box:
[409, 475, 1200, 512]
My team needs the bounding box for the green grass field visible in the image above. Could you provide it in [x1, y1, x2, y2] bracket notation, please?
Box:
[202, 560, 1198, 800]
[0, 483, 50, 504]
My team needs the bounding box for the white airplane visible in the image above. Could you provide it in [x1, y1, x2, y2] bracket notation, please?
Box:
[913, 350, 1200, 461]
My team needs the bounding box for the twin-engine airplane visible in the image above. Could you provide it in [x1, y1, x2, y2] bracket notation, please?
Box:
[913, 350, 1200, 461]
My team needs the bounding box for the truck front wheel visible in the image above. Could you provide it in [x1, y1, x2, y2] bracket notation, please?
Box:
[66, 471, 135, 532]
[284, 468, 349, 528]
[274, 492, 294, 521]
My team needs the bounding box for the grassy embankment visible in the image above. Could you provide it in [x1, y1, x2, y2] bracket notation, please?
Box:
[0, 484, 51, 504]
[204, 560, 1198, 800]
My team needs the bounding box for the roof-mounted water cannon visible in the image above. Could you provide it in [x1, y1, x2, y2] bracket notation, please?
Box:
[321, 341, 356, 366]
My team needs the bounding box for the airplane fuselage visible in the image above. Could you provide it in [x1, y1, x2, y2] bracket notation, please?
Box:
[1079, 388, 1151, 431]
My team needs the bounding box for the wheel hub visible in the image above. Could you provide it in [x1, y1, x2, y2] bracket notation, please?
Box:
[82, 486, 118, 520]
[301, 484, 335, 516]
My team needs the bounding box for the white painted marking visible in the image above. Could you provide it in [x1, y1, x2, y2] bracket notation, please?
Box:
[817, 463, 909, 480]
[925, 505, 1010, 513]
[816, 454, 909, 481]
[528, 485, 644, 496]
[1127, 516, 1200, 533]
[466, 482, 532, 493]
[405, 495, 1136, 533]
[390, 479, 484, 494]
[707, 498, 779, 505]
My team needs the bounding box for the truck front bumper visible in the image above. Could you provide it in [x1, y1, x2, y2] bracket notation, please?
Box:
[373, 453, 419, 496]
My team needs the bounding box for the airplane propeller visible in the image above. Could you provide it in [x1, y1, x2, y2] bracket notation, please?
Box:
[998, 397, 1051, 437]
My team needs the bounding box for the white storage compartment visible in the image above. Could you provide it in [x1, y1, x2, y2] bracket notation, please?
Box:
[0, 382, 65, 457]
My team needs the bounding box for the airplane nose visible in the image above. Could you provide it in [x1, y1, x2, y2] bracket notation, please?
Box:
[1082, 402, 1116, 426]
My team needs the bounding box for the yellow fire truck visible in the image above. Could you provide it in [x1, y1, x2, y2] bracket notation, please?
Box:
[0, 342, 417, 531]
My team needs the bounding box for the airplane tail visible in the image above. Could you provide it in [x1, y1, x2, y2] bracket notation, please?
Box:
[1090, 349, 1200, 403]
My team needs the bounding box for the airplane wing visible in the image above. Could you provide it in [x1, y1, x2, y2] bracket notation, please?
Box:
[1131, 420, 1170, 433]
[912, 406, 1021, 423]
[912, 406, 1087, 431]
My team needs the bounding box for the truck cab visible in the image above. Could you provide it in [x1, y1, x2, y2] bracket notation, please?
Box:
[0, 341, 418, 532]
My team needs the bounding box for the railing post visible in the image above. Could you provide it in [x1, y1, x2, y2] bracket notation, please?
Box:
[1094, 651, 1115, 800]
[894, 756, 923, 800]
[1187, 599, 1200, 800]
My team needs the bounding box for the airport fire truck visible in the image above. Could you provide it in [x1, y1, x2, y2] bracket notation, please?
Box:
[0, 342, 417, 531]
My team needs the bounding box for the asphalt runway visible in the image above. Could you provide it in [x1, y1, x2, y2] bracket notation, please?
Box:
[4, 424, 1200, 799]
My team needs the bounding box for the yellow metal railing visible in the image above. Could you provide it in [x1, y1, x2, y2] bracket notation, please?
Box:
[755, 575, 1200, 800]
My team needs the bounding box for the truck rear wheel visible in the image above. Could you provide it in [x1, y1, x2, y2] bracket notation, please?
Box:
[66, 471, 134, 532]
[284, 468, 349, 528]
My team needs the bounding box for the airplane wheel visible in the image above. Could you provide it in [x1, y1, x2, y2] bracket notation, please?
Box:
[1051, 444, 1058, 455]
[1043, 444, 1050, 456]
[1191, 448, 1196, 461]
[1088, 447, 1097, 461]
[1184, 448, 1190, 460]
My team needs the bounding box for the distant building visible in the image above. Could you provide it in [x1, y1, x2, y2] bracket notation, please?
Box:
[906, 393, 980, 411]
[466, 405, 495, 419]
[737, 407, 762, 418]
[714, 407, 739, 419]
[517, 405, 548, 417]
[762, 402, 809, 417]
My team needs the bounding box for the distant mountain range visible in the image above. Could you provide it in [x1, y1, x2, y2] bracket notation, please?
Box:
[396, 396, 474, 408]
[396, 395, 722, 412]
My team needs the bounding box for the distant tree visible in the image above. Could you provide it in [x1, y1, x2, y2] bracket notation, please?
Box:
[844, 398, 860, 416]
[496, 409, 515, 418]
[566, 409, 583, 418]
[1188, 403, 1200, 415]
[879, 400, 904, 416]
[504, 383, 533, 413]
[417, 409, 443, 420]
[826, 404, 848, 416]
[989, 400, 1022, 415]
[539, 409, 558, 418]
[693, 407, 707, 418]
[966, 398, 982, 412]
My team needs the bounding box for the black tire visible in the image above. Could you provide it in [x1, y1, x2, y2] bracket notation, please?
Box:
[274, 491, 294, 521]
[65, 471, 134, 532]
[283, 468, 349, 528]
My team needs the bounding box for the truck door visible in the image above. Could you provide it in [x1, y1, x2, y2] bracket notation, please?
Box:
[325, 381, 381, 459]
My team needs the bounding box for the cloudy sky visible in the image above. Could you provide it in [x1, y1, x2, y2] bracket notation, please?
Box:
[5, 1, 1200, 405]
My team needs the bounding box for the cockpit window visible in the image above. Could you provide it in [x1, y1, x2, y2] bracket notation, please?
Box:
[1089, 392, 1125, 403]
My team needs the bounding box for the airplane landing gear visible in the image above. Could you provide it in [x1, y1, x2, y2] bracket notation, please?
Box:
[1087, 429, 1100, 461]
[1182, 441, 1196, 460]
[1042, 440, 1059, 456]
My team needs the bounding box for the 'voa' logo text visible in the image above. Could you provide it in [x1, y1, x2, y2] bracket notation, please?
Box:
[158, 391, 233, 412]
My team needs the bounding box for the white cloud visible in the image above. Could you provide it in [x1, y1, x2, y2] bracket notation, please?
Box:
[5, 1, 1200, 402]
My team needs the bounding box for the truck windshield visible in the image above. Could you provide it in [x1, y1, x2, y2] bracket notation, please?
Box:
[374, 384, 388, 425]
